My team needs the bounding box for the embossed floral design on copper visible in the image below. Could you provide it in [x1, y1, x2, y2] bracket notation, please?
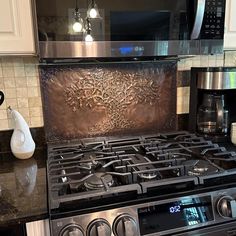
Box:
[64, 68, 160, 133]
[39, 62, 177, 140]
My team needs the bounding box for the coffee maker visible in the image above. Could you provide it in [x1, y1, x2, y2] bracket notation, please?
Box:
[189, 67, 236, 142]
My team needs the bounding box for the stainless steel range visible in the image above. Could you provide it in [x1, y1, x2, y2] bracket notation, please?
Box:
[47, 131, 236, 236]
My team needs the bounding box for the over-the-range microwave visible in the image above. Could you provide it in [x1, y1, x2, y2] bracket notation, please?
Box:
[35, 0, 226, 59]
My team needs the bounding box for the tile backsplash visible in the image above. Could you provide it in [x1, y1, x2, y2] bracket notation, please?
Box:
[0, 57, 43, 130]
[0, 51, 236, 131]
[177, 51, 236, 114]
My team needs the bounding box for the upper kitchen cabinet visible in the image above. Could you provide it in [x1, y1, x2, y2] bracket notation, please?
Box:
[0, 0, 36, 55]
[224, 0, 236, 50]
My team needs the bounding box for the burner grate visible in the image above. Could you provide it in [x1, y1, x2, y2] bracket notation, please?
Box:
[47, 131, 236, 210]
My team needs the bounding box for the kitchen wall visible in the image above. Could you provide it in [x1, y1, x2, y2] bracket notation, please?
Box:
[0, 51, 236, 131]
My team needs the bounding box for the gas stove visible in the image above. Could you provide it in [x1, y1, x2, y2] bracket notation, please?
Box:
[47, 131, 236, 236]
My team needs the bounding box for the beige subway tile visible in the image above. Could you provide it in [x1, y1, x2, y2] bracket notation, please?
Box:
[177, 87, 190, 114]
[25, 65, 38, 76]
[18, 108, 30, 117]
[4, 77, 15, 88]
[177, 97, 189, 114]
[216, 60, 224, 67]
[177, 87, 190, 97]
[17, 98, 29, 108]
[27, 76, 39, 87]
[208, 55, 217, 67]
[185, 59, 193, 70]
[0, 66, 3, 78]
[4, 88, 16, 98]
[14, 67, 25, 77]
[217, 54, 224, 61]
[177, 103, 184, 115]
[0, 110, 8, 119]
[0, 99, 6, 110]
[16, 88, 28, 98]
[1, 58, 13, 67]
[23, 57, 39, 65]
[0, 119, 9, 130]
[5, 98, 17, 109]
[192, 59, 200, 67]
[2, 67, 14, 77]
[15, 77, 27, 87]
[177, 59, 186, 71]
[30, 116, 43, 127]
[0, 76, 4, 88]
[28, 97, 42, 107]
[200, 55, 209, 67]
[8, 118, 14, 129]
[29, 107, 42, 117]
[13, 58, 24, 67]
[27, 87, 39, 97]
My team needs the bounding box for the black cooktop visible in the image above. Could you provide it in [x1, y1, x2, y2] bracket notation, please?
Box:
[47, 131, 236, 211]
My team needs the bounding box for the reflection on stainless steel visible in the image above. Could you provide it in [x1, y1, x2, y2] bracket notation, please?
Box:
[190, 0, 206, 39]
[39, 40, 223, 58]
[197, 70, 236, 90]
[14, 159, 38, 196]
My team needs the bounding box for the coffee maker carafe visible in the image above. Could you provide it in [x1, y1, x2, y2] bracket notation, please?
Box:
[189, 67, 236, 142]
[197, 93, 229, 135]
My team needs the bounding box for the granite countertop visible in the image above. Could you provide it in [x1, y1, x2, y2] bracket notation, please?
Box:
[0, 148, 48, 226]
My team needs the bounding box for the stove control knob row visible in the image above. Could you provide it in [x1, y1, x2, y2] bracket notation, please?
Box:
[113, 214, 138, 236]
[87, 219, 111, 236]
[59, 224, 84, 236]
[216, 195, 236, 218]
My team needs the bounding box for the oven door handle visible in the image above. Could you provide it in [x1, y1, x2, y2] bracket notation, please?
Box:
[191, 0, 206, 39]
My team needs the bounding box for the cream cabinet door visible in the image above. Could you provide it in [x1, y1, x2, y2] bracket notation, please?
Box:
[26, 219, 50, 236]
[0, 0, 36, 54]
[224, 0, 236, 50]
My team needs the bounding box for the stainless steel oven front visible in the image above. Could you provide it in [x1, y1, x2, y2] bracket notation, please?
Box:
[51, 186, 236, 236]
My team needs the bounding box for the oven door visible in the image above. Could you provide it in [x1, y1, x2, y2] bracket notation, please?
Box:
[176, 221, 236, 236]
[36, 0, 225, 58]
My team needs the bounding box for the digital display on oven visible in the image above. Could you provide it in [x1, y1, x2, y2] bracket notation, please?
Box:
[138, 196, 214, 235]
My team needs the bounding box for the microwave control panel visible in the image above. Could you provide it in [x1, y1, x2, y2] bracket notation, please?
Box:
[201, 0, 225, 39]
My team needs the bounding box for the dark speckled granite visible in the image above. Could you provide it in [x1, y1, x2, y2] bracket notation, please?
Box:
[0, 148, 48, 226]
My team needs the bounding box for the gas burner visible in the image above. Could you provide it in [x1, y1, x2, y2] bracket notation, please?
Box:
[48, 132, 236, 210]
[138, 172, 158, 180]
[185, 160, 219, 176]
[84, 172, 114, 190]
[79, 153, 100, 170]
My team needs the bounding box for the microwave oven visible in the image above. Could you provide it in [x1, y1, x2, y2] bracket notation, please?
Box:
[36, 0, 226, 59]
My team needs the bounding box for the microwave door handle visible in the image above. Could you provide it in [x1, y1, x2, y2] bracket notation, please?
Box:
[190, 0, 206, 39]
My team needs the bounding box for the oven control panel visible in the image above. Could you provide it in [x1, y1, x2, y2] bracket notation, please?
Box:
[51, 187, 236, 236]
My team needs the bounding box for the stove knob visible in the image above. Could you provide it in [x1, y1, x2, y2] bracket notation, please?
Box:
[216, 195, 236, 218]
[113, 214, 138, 236]
[87, 219, 111, 236]
[60, 224, 84, 236]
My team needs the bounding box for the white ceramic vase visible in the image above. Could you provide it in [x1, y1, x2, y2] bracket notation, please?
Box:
[9, 109, 35, 159]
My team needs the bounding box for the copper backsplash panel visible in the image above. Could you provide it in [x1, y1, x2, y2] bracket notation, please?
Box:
[39, 62, 177, 142]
